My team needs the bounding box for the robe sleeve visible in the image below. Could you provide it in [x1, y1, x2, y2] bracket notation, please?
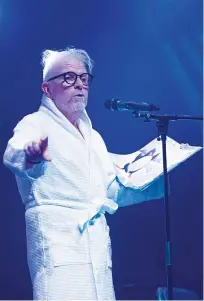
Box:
[3, 113, 46, 179]
[107, 174, 164, 207]
[105, 147, 165, 207]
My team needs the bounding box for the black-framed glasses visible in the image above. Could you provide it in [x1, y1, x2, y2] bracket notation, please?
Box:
[47, 71, 93, 87]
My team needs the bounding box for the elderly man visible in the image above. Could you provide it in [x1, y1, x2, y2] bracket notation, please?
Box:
[3, 47, 163, 300]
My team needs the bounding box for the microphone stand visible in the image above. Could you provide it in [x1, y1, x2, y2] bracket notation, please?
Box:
[132, 112, 203, 300]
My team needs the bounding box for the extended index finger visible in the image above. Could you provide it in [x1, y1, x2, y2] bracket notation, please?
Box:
[40, 136, 48, 152]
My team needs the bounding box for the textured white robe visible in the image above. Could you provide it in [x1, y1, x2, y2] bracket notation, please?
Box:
[3, 97, 164, 300]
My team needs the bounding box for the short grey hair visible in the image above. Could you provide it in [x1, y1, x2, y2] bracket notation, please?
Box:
[41, 46, 94, 81]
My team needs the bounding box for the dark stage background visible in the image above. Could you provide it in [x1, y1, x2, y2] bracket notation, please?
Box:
[0, 0, 203, 299]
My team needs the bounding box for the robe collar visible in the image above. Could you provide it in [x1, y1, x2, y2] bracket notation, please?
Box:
[39, 95, 92, 143]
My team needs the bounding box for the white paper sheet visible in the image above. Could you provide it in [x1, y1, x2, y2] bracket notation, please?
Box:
[109, 136, 202, 190]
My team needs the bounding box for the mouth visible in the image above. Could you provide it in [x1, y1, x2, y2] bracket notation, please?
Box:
[74, 93, 84, 97]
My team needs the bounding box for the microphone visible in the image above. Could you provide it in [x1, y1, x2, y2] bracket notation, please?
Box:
[104, 98, 160, 112]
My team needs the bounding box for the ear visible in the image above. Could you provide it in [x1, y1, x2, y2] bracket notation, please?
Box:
[42, 82, 50, 97]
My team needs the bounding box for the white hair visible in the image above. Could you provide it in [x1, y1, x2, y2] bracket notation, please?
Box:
[41, 46, 94, 81]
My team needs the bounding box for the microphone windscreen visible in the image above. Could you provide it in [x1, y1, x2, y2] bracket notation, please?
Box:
[104, 98, 120, 111]
[104, 99, 113, 109]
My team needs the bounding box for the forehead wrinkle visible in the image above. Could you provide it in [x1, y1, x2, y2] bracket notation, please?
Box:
[49, 60, 86, 79]
[61, 62, 86, 73]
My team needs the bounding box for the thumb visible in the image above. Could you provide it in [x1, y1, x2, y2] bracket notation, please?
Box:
[42, 149, 52, 161]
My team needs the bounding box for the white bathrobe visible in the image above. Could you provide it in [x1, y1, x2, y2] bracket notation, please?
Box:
[3, 96, 163, 300]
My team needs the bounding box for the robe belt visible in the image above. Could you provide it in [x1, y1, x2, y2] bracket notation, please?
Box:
[78, 198, 118, 233]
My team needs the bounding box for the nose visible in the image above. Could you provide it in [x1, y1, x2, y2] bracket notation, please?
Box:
[74, 76, 83, 90]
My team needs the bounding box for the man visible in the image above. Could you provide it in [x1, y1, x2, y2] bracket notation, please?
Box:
[3, 47, 164, 300]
